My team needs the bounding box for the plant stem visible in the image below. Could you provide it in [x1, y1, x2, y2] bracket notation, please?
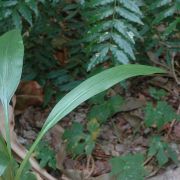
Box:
[3, 102, 12, 159]
[15, 132, 44, 180]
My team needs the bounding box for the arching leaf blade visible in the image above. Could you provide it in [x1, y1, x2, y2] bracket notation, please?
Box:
[16, 64, 165, 179]
[42, 65, 165, 132]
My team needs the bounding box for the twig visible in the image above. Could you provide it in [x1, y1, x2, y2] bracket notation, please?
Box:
[84, 155, 95, 179]
[143, 156, 154, 166]
[171, 52, 180, 85]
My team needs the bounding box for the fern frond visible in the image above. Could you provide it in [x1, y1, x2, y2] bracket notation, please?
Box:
[118, 0, 142, 16]
[84, 0, 143, 70]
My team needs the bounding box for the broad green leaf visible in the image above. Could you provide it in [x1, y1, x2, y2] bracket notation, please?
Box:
[0, 30, 24, 156]
[16, 65, 165, 179]
[0, 30, 24, 103]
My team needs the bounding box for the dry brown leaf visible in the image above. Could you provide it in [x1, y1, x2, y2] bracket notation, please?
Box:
[16, 81, 44, 114]
[119, 97, 146, 112]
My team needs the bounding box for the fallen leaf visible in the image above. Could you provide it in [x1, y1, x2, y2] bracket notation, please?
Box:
[16, 81, 44, 113]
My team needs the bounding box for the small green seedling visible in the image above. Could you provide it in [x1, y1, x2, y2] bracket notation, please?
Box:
[148, 136, 178, 166]
[145, 101, 179, 130]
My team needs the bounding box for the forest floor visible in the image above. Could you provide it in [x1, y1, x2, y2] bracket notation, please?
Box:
[13, 74, 180, 180]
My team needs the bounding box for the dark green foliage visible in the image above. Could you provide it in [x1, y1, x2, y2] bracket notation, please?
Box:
[63, 121, 99, 156]
[83, 0, 143, 70]
[148, 87, 167, 100]
[110, 154, 146, 180]
[148, 136, 178, 166]
[138, 0, 180, 67]
[150, 0, 179, 25]
[0, 0, 41, 30]
[0, 0, 62, 31]
[88, 93, 124, 123]
[144, 101, 179, 129]
[35, 141, 57, 170]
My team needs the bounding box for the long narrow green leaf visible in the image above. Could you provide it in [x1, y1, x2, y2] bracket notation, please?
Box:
[16, 65, 165, 180]
[43, 65, 164, 131]
[0, 30, 24, 157]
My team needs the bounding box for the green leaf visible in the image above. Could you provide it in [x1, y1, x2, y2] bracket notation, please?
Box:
[18, 3, 33, 26]
[63, 122, 87, 156]
[88, 45, 109, 71]
[115, 7, 143, 25]
[110, 46, 129, 64]
[150, 0, 172, 9]
[12, 10, 22, 29]
[16, 65, 165, 179]
[35, 141, 56, 169]
[112, 33, 135, 60]
[113, 20, 134, 43]
[163, 18, 180, 37]
[152, 6, 176, 24]
[148, 87, 167, 100]
[110, 154, 146, 180]
[108, 95, 124, 114]
[148, 136, 178, 166]
[0, 152, 9, 176]
[87, 0, 114, 7]
[0, 30, 24, 156]
[88, 103, 111, 123]
[26, 0, 38, 16]
[1, 1, 18, 7]
[145, 101, 178, 129]
[118, 0, 142, 16]
[43, 65, 164, 131]
[0, 29, 24, 111]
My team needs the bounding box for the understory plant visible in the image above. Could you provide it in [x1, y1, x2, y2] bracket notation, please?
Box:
[0, 30, 164, 180]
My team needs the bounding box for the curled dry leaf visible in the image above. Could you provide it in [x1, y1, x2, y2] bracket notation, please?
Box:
[0, 98, 56, 180]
